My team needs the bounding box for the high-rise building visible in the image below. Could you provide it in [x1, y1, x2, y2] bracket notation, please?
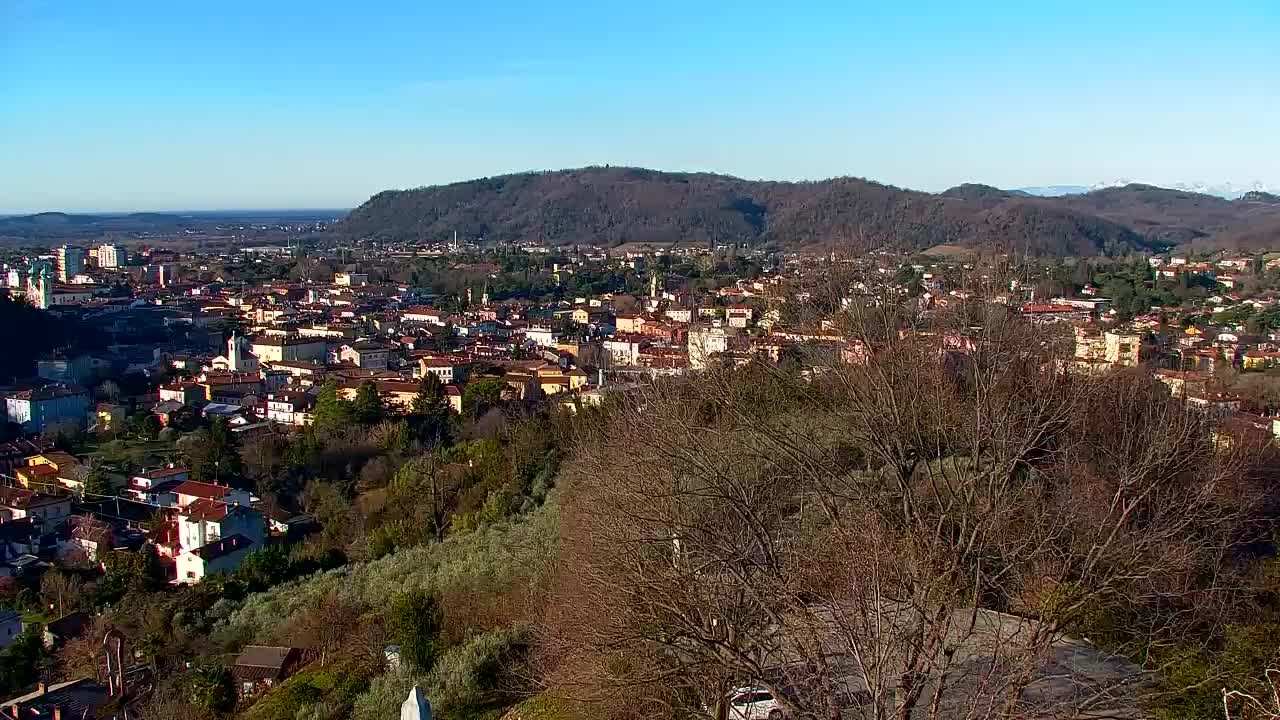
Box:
[56, 245, 87, 282]
[97, 244, 127, 269]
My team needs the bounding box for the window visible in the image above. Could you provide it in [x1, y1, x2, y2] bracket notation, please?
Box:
[186, 571, 196, 579]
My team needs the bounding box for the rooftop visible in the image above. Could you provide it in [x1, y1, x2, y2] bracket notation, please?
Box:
[0, 486, 68, 510]
[192, 533, 254, 561]
[180, 498, 231, 523]
[5, 385, 89, 402]
[172, 480, 231, 500]
[235, 645, 297, 669]
[0, 677, 111, 719]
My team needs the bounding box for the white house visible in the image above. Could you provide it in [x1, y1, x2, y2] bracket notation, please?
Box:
[401, 307, 447, 325]
[176, 534, 257, 584]
[177, 502, 264, 553]
[526, 326, 559, 348]
[416, 358, 468, 384]
[3, 385, 91, 433]
[724, 306, 755, 328]
[602, 339, 644, 366]
[174, 500, 265, 584]
[266, 392, 313, 426]
[688, 326, 738, 370]
[0, 610, 22, 650]
[664, 308, 693, 324]
[127, 466, 190, 507]
[338, 341, 391, 370]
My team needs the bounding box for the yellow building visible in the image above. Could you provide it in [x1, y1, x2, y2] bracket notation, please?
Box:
[1104, 331, 1141, 367]
[18, 452, 84, 492]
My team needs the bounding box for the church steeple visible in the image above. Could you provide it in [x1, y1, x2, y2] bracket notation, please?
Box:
[225, 332, 260, 375]
[227, 332, 242, 370]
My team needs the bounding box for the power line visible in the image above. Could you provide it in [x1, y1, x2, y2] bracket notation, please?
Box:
[0, 471, 253, 511]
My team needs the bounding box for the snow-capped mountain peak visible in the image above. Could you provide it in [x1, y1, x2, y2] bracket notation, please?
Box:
[1089, 178, 1135, 191]
[1015, 180, 1280, 199]
[1169, 181, 1276, 199]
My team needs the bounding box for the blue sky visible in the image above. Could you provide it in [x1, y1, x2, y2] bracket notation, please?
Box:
[1, 0, 1277, 212]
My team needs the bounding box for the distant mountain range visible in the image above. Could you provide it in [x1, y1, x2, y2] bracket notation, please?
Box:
[0, 210, 344, 241]
[339, 167, 1280, 255]
[1015, 185, 1092, 198]
[1016, 180, 1280, 200]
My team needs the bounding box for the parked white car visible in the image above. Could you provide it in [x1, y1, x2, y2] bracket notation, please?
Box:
[726, 686, 785, 720]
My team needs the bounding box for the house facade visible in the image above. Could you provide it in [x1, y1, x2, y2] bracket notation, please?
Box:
[0, 609, 22, 650]
[175, 500, 265, 584]
[127, 466, 190, 506]
[338, 342, 391, 370]
[3, 385, 91, 433]
[251, 335, 329, 363]
[0, 486, 73, 528]
[233, 645, 302, 697]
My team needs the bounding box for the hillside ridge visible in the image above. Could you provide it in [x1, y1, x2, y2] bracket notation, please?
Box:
[339, 167, 1280, 254]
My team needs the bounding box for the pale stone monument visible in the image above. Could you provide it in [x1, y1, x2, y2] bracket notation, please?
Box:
[401, 685, 431, 720]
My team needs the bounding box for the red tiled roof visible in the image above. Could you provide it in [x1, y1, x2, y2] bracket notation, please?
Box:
[0, 486, 35, 508]
[17, 464, 58, 477]
[181, 498, 230, 522]
[172, 480, 230, 500]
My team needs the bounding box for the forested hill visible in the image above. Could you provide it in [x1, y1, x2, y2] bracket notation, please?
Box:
[338, 167, 1280, 255]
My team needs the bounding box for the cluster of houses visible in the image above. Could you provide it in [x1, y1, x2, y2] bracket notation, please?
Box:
[10, 245, 1280, 434]
[0, 444, 306, 584]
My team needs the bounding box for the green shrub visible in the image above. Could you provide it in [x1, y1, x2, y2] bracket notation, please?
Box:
[214, 497, 558, 646]
[424, 628, 527, 715]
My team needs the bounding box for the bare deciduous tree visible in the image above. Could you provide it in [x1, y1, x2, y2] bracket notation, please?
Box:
[538, 303, 1270, 720]
[40, 570, 82, 618]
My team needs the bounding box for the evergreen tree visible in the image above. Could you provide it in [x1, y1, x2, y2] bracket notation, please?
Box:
[352, 381, 386, 425]
[462, 377, 507, 417]
[410, 372, 453, 445]
[389, 589, 444, 672]
[311, 381, 354, 433]
[99, 547, 163, 599]
[411, 372, 445, 415]
[190, 663, 235, 714]
[188, 417, 245, 486]
[135, 543, 165, 592]
[0, 632, 45, 696]
[82, 465, 115, 498]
